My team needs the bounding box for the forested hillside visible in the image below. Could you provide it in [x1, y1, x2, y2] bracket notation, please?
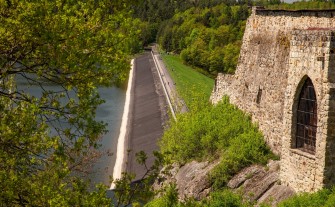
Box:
[136, 0, 335, 77]
[267, 0, 335, 10]
[132, 0, 246, 49]
[156, 4, 248, 76]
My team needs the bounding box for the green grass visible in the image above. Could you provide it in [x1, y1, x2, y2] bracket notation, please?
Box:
[161, 54, 214, 107]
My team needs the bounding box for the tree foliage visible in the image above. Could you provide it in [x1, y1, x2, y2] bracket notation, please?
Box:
[155, 0, 335, 76]
[132, 0, 249, 47]
[0, 0, 142, 205]
[265, 0, 335, 10]
[157, 4, 249, 76]
[112, 151, 164, 207]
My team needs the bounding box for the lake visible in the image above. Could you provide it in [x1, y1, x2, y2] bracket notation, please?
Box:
[16, 76, 126, 186]
[91, 87, 126, 185]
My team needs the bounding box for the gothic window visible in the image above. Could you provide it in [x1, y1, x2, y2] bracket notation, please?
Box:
[295, 78, 317, 154]
[256, 88, 262, 104]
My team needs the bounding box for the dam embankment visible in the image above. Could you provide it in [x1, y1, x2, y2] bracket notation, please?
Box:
[112, 51, 168, 184]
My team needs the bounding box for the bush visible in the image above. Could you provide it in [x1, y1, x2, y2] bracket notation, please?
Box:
[277, 188, 335, 207]
[210, 130, 272, 188]
[204, 190, 251, 207]
[144, 184, 202, 207]
[160, 96, 274, 187]
[146, 186, 250, 207]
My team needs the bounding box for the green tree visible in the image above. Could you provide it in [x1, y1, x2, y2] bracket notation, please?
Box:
[157, 3, 249, 76]
[0, 0, 141, 205]
[223, 41, 242, 74]
[113, 151, 164, 207]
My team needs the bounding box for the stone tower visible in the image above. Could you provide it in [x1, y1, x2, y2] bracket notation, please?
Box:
[281, 29, 335, 192]
[211, 7, 335, 192]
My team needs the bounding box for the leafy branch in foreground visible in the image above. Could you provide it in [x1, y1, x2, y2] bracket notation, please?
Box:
[112, 151, 164, 207]
[0, 0, 143, 206]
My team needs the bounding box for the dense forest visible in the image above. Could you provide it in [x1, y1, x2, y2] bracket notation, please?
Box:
[135, 0, 335, 77]
[157, 4, 248, 76]
[134, 0, 251, 76]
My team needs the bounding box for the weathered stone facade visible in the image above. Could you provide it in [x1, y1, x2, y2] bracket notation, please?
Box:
[211, 8, 335, 192]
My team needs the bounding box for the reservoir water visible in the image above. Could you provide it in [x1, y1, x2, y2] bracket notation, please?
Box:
[16, 76, 126, 186]
[91, 87, 126, 185]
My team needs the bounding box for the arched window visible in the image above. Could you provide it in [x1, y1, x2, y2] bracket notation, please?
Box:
[296, 78, 317, 153]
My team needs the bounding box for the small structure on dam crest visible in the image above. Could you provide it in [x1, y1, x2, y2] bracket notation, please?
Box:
[211, 7, 335, 193]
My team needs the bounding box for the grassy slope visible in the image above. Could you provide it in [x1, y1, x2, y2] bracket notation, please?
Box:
[161, 54, 214, 107]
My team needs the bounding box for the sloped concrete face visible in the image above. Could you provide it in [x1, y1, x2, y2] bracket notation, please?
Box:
[211, 7, 335, 192]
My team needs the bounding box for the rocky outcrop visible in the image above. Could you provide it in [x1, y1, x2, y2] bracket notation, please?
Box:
[153, 160, 219, 201]
[154, 160, 295, 206]
[227, 165, 264, 189]
[257, 184, 296, 207]
[228, 160, 295, 206]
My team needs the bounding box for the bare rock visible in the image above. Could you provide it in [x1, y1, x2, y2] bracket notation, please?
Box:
[239, 161, 281, 202]
[228, 165, 263, 189]
[227, 160, 295, 205]
[267, 160, 280, 172]
[153, 160, 219, 201]
[257, 184, 295, 207]
[154, 159, 295, 206]
[152, 163, 179, 192]
[175, 160, 218, 201]
[242, 170, 279, 202]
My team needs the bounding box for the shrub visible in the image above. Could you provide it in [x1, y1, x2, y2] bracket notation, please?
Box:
[277, 188, 335, 207]
[146, 187, 250, 207]
[203, 190, 251, 207]
[160, 96, 274, 187]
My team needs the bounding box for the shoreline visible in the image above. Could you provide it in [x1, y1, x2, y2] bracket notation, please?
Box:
[110, 59, 134, 189]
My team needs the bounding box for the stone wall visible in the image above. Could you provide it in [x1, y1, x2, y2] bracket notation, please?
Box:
[281, 30, 334, 192]
[211, 8, 335, 192]
[211, 8, 335, 155]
